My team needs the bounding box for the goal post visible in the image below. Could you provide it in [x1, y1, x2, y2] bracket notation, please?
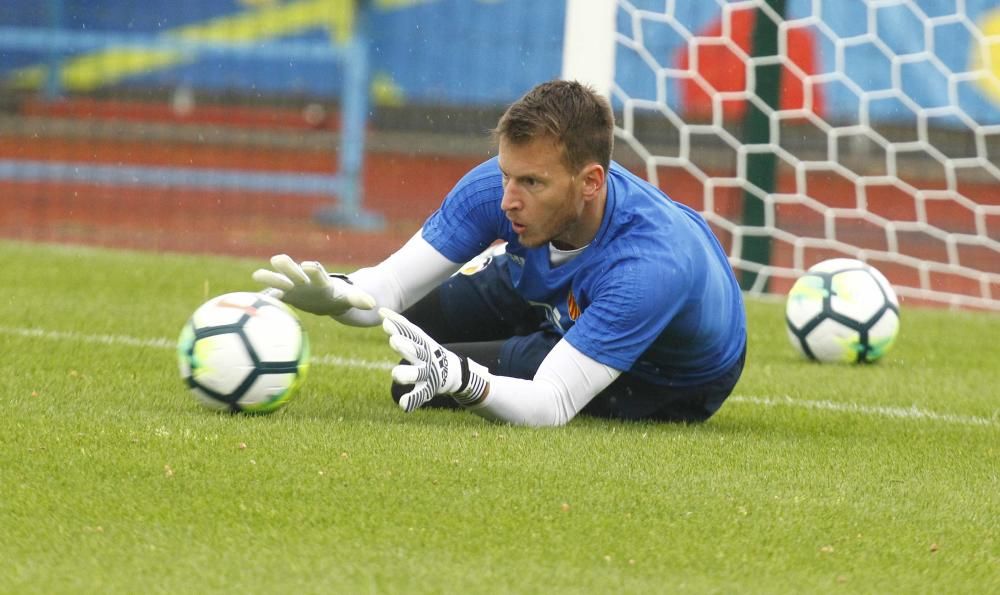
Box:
[564, 0, 1000, 311]
[562, 0, 617, 96]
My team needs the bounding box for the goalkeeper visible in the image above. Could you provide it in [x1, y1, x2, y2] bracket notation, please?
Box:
[253, 80, 747, 426]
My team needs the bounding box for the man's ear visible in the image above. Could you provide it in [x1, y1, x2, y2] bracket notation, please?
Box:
[580, 163, 606, 199]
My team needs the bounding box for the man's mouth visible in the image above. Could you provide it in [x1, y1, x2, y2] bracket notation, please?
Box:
[511, 221, 526, 234]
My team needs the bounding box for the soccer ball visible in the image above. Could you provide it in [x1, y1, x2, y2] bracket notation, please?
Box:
[785, 259, 900, 363]
[177, 292, 309, 413]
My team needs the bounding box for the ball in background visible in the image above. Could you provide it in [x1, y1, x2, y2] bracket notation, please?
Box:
[177, 292, 309, 413]
[785, 258, 900, 363]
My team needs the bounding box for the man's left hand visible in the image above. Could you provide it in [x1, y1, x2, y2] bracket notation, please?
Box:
[379, 308, 489, 412]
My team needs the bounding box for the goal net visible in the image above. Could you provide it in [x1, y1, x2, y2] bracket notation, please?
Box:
[588, 0, 1000, 311]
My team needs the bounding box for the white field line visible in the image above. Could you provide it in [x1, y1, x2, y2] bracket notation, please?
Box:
[729, 396, 998, 428]
[2, 325, 996, 428]
[0, 325, 394, 371]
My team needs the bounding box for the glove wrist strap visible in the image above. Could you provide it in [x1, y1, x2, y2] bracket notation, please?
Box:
[452, 357, 489, 407]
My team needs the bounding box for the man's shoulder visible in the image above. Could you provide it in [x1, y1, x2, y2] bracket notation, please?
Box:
[438, 157, 504, 212]
[453, 157, 503, 192]
[608, 161, 660, 192]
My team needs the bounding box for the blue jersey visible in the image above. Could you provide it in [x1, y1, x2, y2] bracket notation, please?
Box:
[421, 157, 746, 386]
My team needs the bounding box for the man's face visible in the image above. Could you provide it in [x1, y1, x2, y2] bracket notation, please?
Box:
[497, 136, 586, 249]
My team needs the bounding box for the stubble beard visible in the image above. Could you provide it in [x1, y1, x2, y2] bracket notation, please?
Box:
[513, 185, 584, 249]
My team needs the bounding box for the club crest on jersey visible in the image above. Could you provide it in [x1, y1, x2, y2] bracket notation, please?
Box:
[459, 255, 492, 276]
[567, 290, 581, 321]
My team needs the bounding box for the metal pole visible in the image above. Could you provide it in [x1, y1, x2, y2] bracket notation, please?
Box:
[315, 0, 384, 230]
[44, 0, 65, 100]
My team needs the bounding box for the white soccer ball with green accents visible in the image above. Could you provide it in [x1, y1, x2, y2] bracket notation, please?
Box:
[177, 292, 309, 413]
[785, 259, 900, 363]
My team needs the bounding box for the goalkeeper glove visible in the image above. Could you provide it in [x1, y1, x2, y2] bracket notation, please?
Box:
[252, 254, 375, 316]
[379, 308, 490, 412]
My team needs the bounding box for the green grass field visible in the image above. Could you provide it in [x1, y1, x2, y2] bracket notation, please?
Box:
[1, 239, 997, 594]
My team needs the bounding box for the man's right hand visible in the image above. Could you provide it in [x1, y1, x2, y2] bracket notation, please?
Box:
[252, 254, 376, 316]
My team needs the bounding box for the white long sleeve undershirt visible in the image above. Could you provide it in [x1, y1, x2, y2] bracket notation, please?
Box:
[333, 231, 622, 426]
[333, 231, 457, 327]
[468, 339, 621, 426]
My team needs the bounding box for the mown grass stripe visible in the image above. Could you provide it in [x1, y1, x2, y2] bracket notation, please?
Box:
[2, 324, 995, 428]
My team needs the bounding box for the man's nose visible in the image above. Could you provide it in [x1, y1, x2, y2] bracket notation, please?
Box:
[500, 181, 520, 211]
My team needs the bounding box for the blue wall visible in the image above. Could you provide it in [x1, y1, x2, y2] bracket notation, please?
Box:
[3, 0, 1000, 124]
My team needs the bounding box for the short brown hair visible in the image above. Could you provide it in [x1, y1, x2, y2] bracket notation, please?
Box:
[493, 80, 614, 173]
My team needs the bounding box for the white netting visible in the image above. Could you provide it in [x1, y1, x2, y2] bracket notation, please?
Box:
[611, 0, 1000, 310]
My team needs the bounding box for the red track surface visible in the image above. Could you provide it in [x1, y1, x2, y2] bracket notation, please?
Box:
[1, 100, 996, 305]
[0, 135, 481, 266]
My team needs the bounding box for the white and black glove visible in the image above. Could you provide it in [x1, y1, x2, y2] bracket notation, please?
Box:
[379, 308, 490, 412]
[252, 254, 375, 316]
